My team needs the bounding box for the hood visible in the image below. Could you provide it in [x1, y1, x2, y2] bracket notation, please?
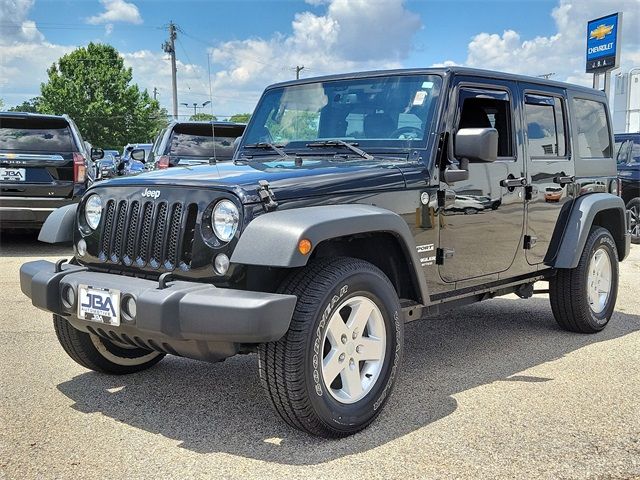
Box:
[96, 156, 408, 204]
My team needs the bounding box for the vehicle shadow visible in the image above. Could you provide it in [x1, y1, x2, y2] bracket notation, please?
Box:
[0, 230, 72, 258]
[56, 297, 640, 465]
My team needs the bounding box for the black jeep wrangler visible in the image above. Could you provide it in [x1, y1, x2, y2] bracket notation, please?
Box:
[20, 68, 630, 438]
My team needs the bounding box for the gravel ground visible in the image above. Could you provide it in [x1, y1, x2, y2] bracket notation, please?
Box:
[1, 232, 638, 480]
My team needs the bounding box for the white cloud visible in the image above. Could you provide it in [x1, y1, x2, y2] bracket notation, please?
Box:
[460, 0, 640, 86]
[0, 0, 44, 44]
[86, 0, 142, 25]
[206, 0, 422, 115]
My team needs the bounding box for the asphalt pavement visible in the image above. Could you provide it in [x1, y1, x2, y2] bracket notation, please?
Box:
[1, 232, 639, 479]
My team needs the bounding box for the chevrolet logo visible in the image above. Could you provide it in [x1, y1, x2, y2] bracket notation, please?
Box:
[590, 24, 614, 41]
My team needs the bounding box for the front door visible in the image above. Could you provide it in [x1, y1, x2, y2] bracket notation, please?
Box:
[438, 78, 525, 283]
[520, 84, 574, 264]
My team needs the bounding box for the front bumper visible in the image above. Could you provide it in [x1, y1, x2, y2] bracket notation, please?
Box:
[20, 260, 297, 362]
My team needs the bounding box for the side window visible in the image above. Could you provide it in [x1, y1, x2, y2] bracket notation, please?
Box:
[572, 98, 612, 158]
[457, 88, 513, 157]
[525, 94, 567, 157]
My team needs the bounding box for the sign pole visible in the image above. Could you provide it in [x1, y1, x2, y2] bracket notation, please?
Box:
[603, 71, 612, 97]
[593, 73, 600, 90]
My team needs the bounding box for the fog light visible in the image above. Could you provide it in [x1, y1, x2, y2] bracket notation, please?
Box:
[122, 295, 137, 320]
[61, 285, 76, 309]
[214, 253, 230, 276]
[77, 239, 87, 256]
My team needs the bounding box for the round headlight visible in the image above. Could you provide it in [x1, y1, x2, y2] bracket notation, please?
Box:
[84, 194, 102, 230]
[212, 200, 239, 242]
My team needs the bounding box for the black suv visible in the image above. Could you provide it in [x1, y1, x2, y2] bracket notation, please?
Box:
[144, 121, 245, 169]
[20, 68, 630, 437]
[0, 112, 101, 229]
[614, 132, 640, 243]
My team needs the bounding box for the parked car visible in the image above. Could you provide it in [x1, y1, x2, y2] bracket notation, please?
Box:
[144, 121, 245, 169]
[98, 153, 119, 179]
[614, 132, 640, 243]
[115, 143, 152, 177]
[21, 68, 630, 438]
[0, 112, 102, 229]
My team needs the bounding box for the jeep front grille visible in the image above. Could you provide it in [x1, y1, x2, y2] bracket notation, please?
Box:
[99, 199, 195, 271]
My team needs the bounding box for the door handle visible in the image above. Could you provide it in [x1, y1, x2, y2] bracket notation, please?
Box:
[500, 176, 527, 188]
[553, 175, 575, 185]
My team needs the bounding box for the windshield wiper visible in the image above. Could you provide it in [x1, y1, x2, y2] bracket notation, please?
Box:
[306, 139, 374, 160]
[243, 142, 292, 160]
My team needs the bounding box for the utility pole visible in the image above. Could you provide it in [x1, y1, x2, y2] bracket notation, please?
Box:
[152, 87, 159, 101]
[538, 73, 556, 80]
[294, 65, 305, 80]
[162, 22, 178, 119]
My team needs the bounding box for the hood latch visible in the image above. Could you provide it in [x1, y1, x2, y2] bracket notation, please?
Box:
[257, 180, 278, 212]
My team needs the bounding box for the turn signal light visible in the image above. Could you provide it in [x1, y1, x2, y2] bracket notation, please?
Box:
[298, 239, 312, 255]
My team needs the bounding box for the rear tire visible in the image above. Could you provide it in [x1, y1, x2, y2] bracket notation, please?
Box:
[549, 227, 619, 333]
[53, 315, 165, 374]
[258, 257, 403, 438]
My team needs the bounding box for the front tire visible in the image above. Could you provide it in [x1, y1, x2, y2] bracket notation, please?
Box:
[53, 315, 165, 374]
[258, 257, 403, 438]
[549, 227, 619, 333]
[627, 197, 640, 244]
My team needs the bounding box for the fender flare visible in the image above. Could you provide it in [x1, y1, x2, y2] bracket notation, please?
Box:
[231, 204, 429, 303]
[37, 203, 77, 244]
[549, 193, 628, 269]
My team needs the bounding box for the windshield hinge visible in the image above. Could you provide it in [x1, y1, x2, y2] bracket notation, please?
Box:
[257, 180, 278, 212]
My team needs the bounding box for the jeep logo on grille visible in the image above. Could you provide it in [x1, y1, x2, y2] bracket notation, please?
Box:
[141, 188, 160, 199]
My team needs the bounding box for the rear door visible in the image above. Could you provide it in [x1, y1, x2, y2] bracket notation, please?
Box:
[0, 115, 78, 198]
[519, 84, 574, 264]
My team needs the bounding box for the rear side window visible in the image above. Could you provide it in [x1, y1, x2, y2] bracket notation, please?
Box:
[525, 94, 567, 157]
[572, 98, 612, 158]
[168, 124, 241, 160]
[0, 117, 75, 153]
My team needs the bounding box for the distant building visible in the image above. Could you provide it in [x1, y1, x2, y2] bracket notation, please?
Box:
[613, 68, 640, 133]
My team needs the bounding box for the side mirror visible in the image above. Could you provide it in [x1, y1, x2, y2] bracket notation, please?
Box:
[130, 148, 146, 162]
[443, 128, 499, 184]
[91, 147, 104, 160]
[454, 128, 498, 163]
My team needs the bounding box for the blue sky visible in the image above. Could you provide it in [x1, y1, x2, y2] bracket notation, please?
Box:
[1, 0, 639, 117]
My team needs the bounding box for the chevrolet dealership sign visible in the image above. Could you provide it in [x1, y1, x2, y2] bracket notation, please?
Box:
[586, 13, 621, 72]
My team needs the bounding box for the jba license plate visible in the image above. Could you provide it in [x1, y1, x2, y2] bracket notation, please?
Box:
[78, 285, 120, 326]
[0, 168, 26, 181]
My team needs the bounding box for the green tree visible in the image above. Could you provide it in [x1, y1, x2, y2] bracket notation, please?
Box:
[229, 113, 251, 123]
[39, 43, 167, 150]
[189, 112, 217, 121]
[9, 97, 42, 113]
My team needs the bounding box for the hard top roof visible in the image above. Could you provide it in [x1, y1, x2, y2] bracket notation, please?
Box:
[265, 66, 602, 97]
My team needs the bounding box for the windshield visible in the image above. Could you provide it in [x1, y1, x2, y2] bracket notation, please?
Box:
[242, 74, 442, 154]
[615, 137, 640, 164]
